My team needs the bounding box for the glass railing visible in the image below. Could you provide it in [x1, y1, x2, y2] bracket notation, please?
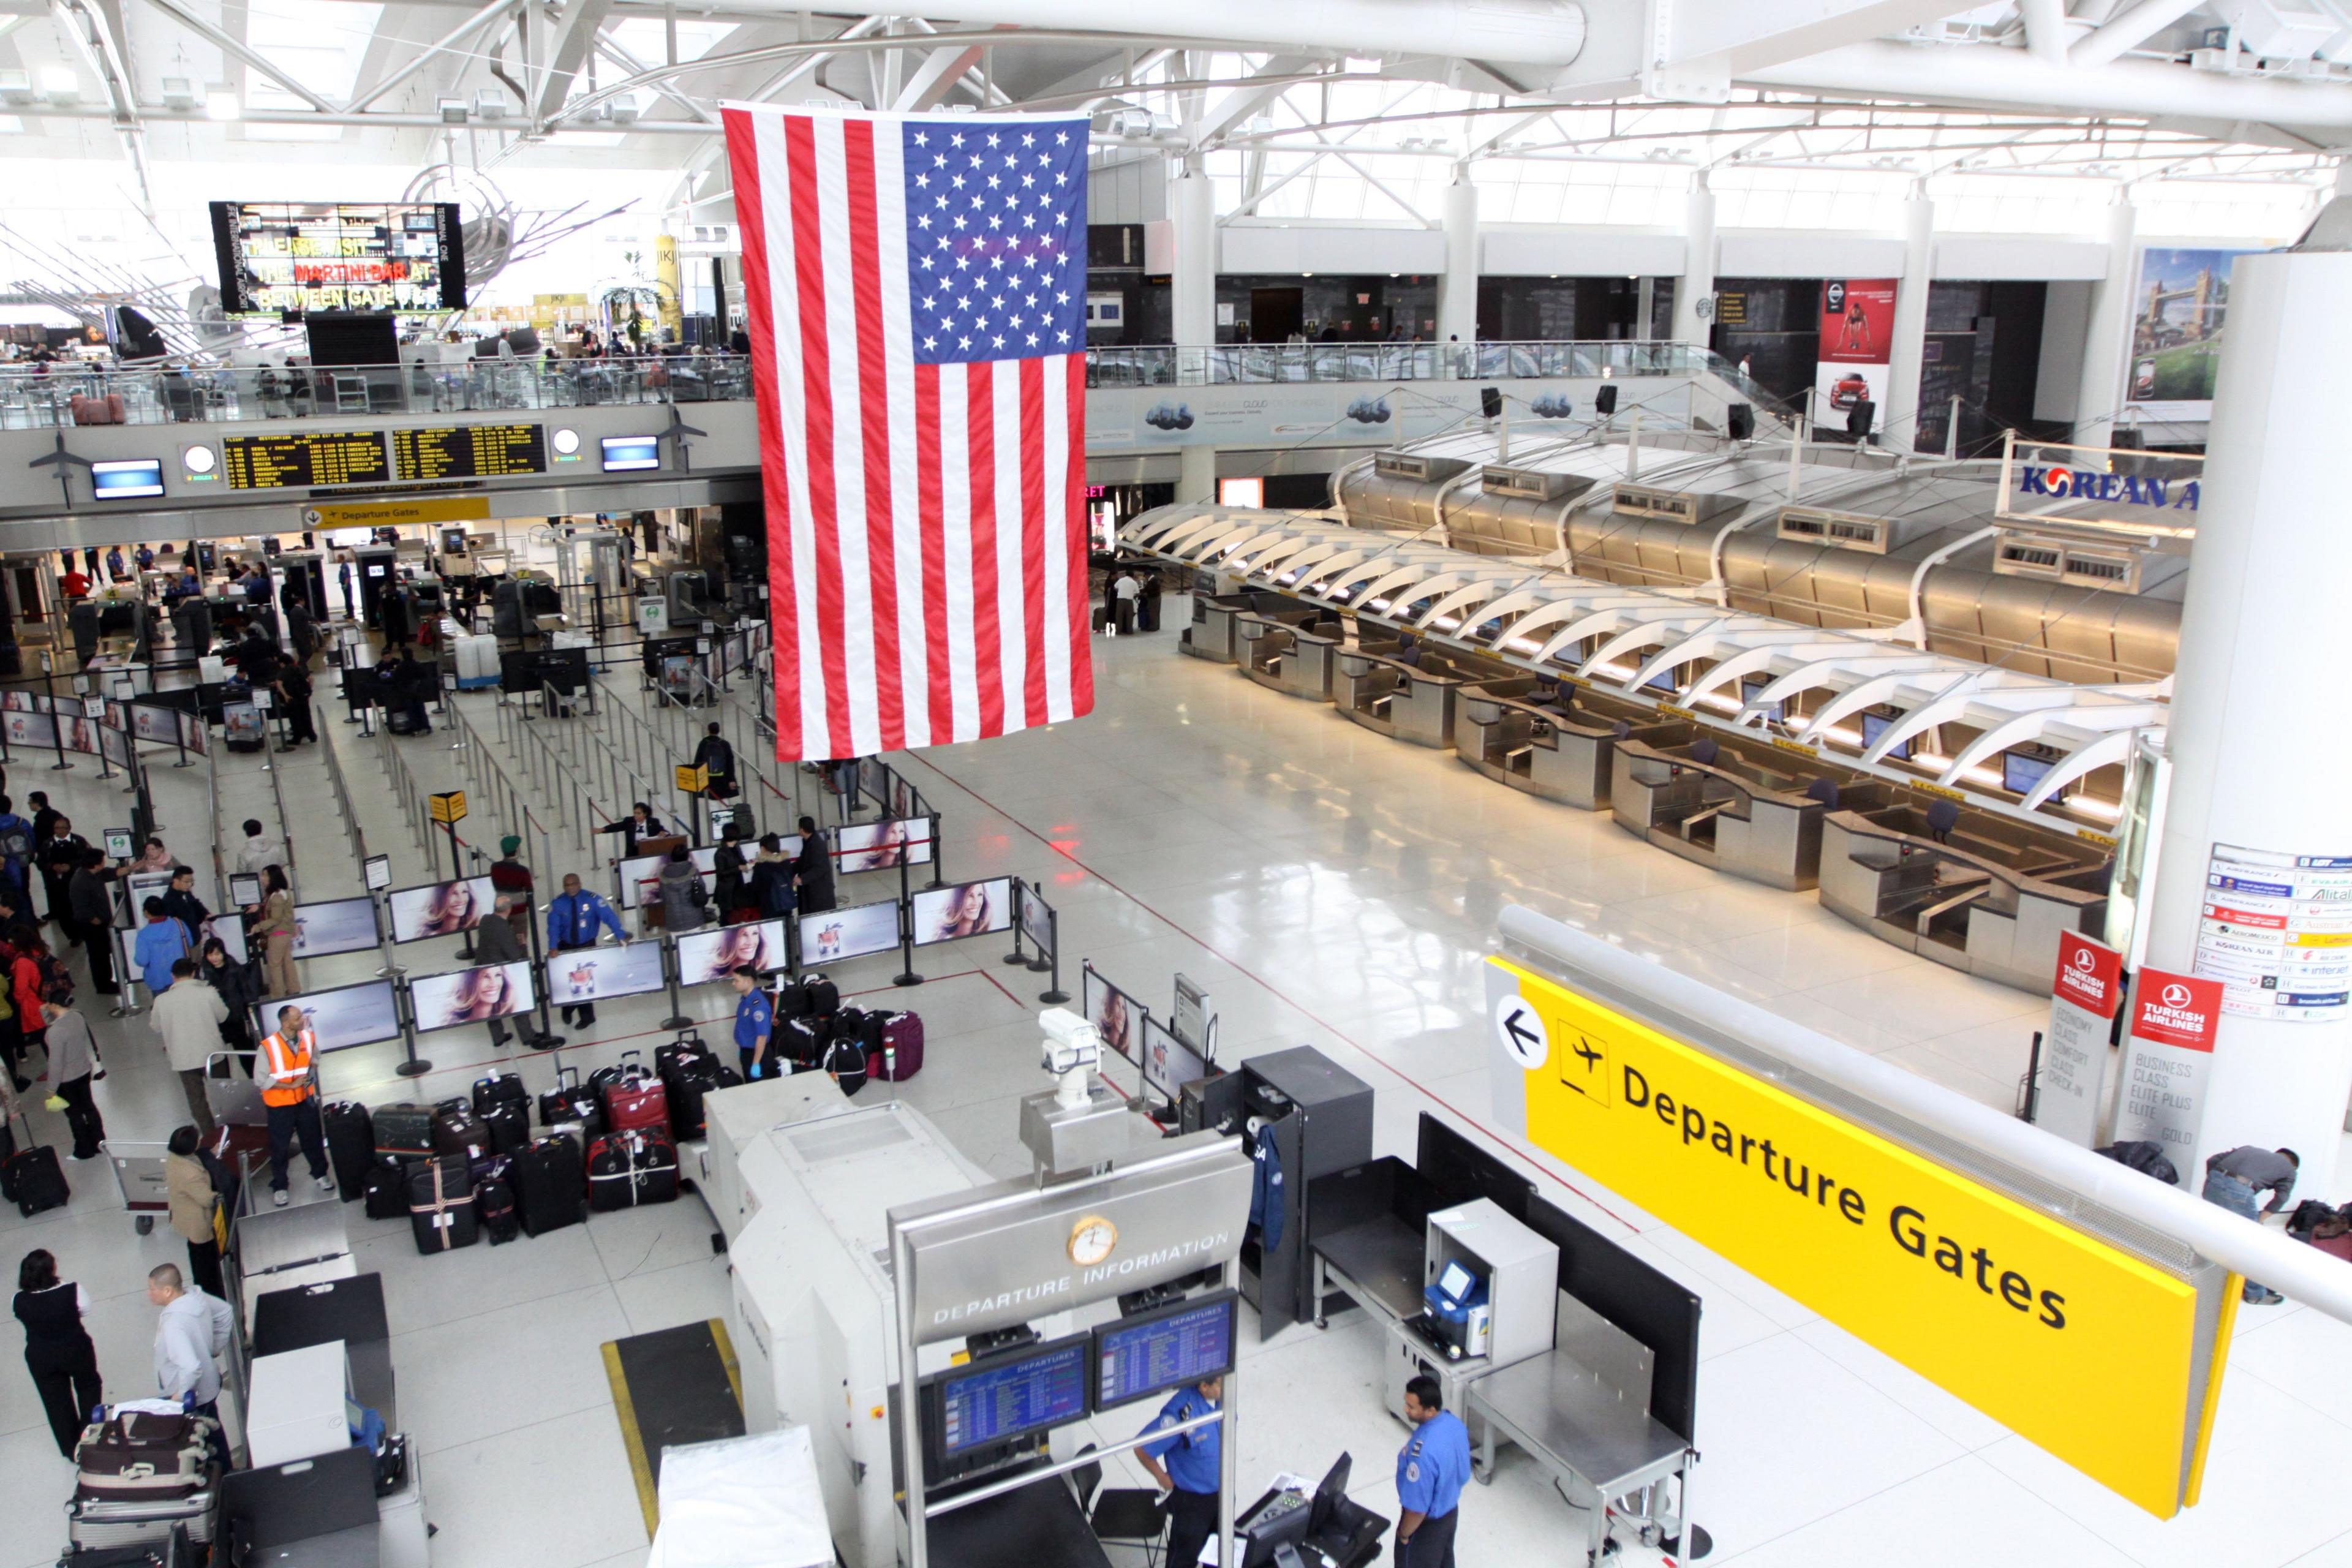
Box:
[1081, 339, 1727, 387]
[0, 353, 756, 430]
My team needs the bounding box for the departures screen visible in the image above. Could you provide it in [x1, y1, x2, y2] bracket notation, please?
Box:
[936, 1339, 1090, 1455]
[1095, 1293, 1237, 1409]
[222, 430, 391, 490]
[392, 424, 547, 481]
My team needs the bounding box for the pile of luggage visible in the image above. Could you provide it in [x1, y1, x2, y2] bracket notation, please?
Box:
[774, 973, 923, 1093]
[64, 1402, 221, 1556]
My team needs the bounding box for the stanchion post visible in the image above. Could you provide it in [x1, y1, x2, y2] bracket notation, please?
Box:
[926, 809, 944, 889]
[1037, 905, 1069, 1005]
[526, 880, 564, 1049]
[391, 976, 432, 1080]
[892, 859, 922, 988]
[1003, 880, 1030, 967]
[41, 655, 70, 771]
[660, 932, 693, 1030]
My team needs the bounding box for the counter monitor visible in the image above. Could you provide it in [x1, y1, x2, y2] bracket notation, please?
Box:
[1093, 1289, 1238, 1409]
[222, 430, 391, 490]
[2003, 750, 2065, 802]
[393, 424, 547, 482]
[925, 1335, 1092, 1459]
[1859, 709, 1912, 762]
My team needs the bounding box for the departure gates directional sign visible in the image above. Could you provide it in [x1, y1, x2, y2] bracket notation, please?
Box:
[1487, 956, 2216, 1518]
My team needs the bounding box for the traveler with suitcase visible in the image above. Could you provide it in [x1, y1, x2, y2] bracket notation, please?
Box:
[146, 1262, 233, 1471]
[45, 999, 106, 1162]
[14, 1247, 102, 1456]
[733, 968, 775, 1079]
[257, 1005, 334, 1207]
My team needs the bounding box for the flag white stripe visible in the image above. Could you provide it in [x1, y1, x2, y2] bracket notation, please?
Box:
[1039, 355, 1074, 722]
[937, 368, 979, 744]
[990, 361, 1025, 727]
[870, 122, 928, 750]
[753, 111, 827, 756]
[813, 115, 879, 760]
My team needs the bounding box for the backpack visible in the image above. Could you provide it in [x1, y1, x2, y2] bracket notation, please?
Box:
[35, 948, 75, 1010]
[0, 820, 29, 864]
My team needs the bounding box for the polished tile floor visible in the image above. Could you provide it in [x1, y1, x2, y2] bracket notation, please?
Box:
[2, 604, 2350, 1568]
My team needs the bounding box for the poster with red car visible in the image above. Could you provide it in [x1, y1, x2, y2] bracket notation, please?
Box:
[1815, 277, 1898, 436]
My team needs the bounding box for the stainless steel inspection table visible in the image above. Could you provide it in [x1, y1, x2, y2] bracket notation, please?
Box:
[1463, 1349, 1694, 1565]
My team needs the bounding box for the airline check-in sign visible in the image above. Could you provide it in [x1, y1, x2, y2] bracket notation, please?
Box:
[1488, 957, 2220, 1518]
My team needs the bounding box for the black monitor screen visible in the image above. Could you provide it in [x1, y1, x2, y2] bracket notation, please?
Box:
[1095, 1291, 1238, 1409]
[1859, 710, 1911, 761]
[931, 1337, 1091, 1457]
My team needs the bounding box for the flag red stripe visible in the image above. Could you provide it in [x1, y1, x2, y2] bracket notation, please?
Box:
[965, 360, 1005, 739]
[784, 115, 850, 760]
[723, 111, 801, 760]
[1063, 352, 1094, 716]
[1017, 356, 1048, 730]
[914, 363, 952, 741]
[842, 119, 903, 753]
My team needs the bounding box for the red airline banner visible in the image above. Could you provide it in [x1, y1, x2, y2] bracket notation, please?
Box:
[2130, 968, 2224, 1052]
[2053, 930, 2124, 1019]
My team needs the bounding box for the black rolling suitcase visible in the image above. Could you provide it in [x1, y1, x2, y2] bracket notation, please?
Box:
[9, 1130, 68, 1217]
[475, 1176, 520, 1245]
[478, 1099, 528, 1156]
[320, 1102, 373, 1200]
[511, 1134, 586, 1237]
[405, 1153, 477, 1254]
[537, 1065, 605, 1141]
[471, 1072, 527, 1118]
[587, 1130, 679, 1211]
[667, 1056, 741, 1140]
[361, 1156, 407, 1221]
[430, 1101, 492, 1162]
[371, 1102, 434, 1158]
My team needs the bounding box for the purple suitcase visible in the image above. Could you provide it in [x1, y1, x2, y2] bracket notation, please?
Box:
[868, 1011, 922, 1081]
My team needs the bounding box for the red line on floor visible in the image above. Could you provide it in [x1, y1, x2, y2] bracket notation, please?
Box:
[895, 751, 1642, 1234]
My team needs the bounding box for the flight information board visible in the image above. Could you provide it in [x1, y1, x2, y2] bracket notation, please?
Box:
[210, 202, 466, 316]
[393, 424, 547, 481]
[1095, 1294, 1237, 1408]
[933, 1339, 1090, 1455]
[221, 431, 391, 490]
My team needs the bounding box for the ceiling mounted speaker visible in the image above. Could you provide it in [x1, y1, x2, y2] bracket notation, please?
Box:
[1479, 386, 1502, 419]
[1594, 383, 1619, 417]
[1846, 399, 1875, 440]
[1727, 402, 1754, 440]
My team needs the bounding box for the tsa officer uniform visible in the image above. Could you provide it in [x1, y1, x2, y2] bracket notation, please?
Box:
[734, 986, 774, 1079]
[1139, 1384, 1222, 1566]
[1395, 1408, 1472, 1567]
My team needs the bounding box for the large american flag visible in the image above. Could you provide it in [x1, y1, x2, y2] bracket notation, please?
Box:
[723, 104, 1095, 763]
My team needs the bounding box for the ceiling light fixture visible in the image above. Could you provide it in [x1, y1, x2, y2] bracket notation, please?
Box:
[438, 97, 469, 124]
[203, 90, 240, 121]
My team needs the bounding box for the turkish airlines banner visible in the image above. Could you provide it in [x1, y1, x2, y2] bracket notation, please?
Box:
[2034, 931, 2124, 1148]
[1815, 277, 1898, 437]
[2109, 966, 2225, 1173]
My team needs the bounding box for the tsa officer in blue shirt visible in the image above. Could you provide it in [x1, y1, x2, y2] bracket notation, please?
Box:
[546, 872, 628, 1029]
[732, 967, 774, 1079]
[1134, 1374, 1223, 1567]
[1395, 1376, 1472, 1567]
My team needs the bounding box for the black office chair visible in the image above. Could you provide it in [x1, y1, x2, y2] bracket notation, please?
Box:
[1926, 797, 1960, 843]
[1804, 775, 1840, 810]
[1069, 1442, 1169, 1565]
[1690, 736, 1719, 766]
[1610, 719, 1633, 739]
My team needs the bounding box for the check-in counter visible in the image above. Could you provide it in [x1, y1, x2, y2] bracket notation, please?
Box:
[1183, 590, 1307, 663]
[1333, 645, 1515, 748]
[1819, 802, 2111, 992]
[1610, 732, 1838, 891]
[1237, 607, 1354, 701]
[1456, 679, 1673, 810]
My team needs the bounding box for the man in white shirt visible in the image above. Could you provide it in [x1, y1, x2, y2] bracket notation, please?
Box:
[148, 1262, 235, 1467]
[153, 957, 229, 1135]
[236, 819, 284, 879]
[1111, 571, 1140, 635]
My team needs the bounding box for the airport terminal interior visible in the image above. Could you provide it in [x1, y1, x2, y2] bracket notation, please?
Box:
[1, 5, 2351, 1568]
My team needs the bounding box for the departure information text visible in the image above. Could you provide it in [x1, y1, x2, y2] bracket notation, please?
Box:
[937, 1341, 1088, 1454]
[393, 424, 547, 481]
[221, 431, 391, 490]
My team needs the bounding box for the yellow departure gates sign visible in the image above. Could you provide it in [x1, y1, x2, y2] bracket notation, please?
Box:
[428, 791, 467, 824]
[1489, 957, 2212, 1518]
[676, 764, 709, 794]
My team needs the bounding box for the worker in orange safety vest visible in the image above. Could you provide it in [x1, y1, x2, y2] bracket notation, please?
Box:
[257, 1004, 334, 1208]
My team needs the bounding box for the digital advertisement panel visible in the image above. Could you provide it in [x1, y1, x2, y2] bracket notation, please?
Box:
[1814, 277, 1898, 436]
[259, 979, 403, 1053]
[290, 896, 382, 959]
[676, 921, 788, 986]
[1085, 967, 1144, 1066]
[912, 879, 1013, 944]
[1488, 956, 2207, 1518]
[388, 876, 494, 942]
[836, 818, 935, 874]
[614, 846, 718, 910]
[546, 941, 666, 1004]
[409, 962, 537, 1034]
[798, 899, 901, 964]
[2126, 247, 2250, 420]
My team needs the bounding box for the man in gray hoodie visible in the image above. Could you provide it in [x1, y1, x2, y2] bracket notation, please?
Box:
[148, 1262, 234, 1468]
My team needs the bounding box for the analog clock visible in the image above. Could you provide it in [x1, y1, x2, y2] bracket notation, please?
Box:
[1068, 1214, 1118, 1267]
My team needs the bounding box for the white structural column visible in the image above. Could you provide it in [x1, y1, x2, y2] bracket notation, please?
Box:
[1169, 154, 1218, 352]
[1670, 175, 1716, 347]
[1884, 184, 1934, 450]
[2140, 243, 2352, 1196]
[1439, 174, 1480, 349]
[2073, 194, 2139, 449]
[1177, 443, 1218, 505]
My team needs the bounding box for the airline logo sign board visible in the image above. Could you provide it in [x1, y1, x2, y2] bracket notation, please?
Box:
[2113, 968, 2225, 1162]
[1487, 956, 2209, 1518]
[2035, 932, 2124, 1148]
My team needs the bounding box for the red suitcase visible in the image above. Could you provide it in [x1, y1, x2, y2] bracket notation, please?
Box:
[602, 1051, 669, 1135]
[867, 1011, 923, 1081]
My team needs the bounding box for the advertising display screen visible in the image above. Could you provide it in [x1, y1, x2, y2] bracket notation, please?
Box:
[1083, 968, 1145, 1067]
[256, 978, 403, 1053]
[1814, 277, 1898, 437]
[2, 711, 53, 750]
[1019, 882, 1052, 953]
[409, 961, 537, 1035]
[835, 818, 933, 874]
[290, 896, 381, 959]
[614, 845, 719, 910]
[2125, 247, 2253, 420]
[601, 435, 661, 472]
[1093, 1292, 1238, 1409]
[798, 899, 902, 964]
[1141, 1016, 1210, 1102]
[912, 879, 1013, 945]
[221, 431, 391, 491]
[90, 459, 165, 501]
[387, 877, 494, 943]
[179, 710, 208, 755]
[393, 424, 546, 481]
[129, 704, 179, 745]
[210, 201, 466, 315]
[676, 921, 788, 987]
[546, 940, 666, 1004]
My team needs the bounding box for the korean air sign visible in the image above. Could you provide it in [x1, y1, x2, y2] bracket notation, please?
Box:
[2017, 466, 2199, 511]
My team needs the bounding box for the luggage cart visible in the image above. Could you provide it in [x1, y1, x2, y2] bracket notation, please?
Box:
[102, 1139, 171, 1236]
